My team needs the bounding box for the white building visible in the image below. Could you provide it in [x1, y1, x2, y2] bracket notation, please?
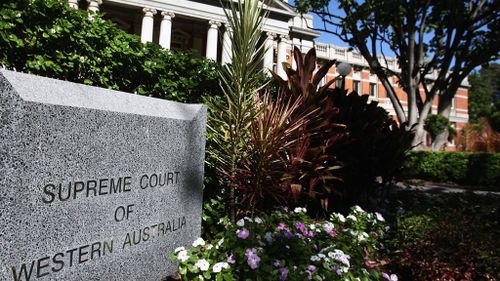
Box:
[71, 0, 320, 78]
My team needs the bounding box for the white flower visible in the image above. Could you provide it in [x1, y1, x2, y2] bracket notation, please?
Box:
[177, 250, 189, 262]
[310, 255, 321, 262]
[212, 262, 230, 273]
[382, 273, 398, 281]
[264, 232, 274, 243]
[192, 237, 205, 247]
[357, 232, 368, 242]
[217, 238, 225, 247]
[375, 212, 385, 222]
[336, 214, 346, 223]
[294, 207, 307, 213]
[206, 244, 213, 250]
[244, 216, 253, 222]
[254, 217, 263, 224]
[309, 224, 316, 230]
[236, 219, 245, 227]
[330, 249, 350, 267]
[194, 259, 210, 271]
[346, 214, 357, 221]
[353, 206, 365, 213]
[323, 222, 334, 232]
[174, 246, 185, 253]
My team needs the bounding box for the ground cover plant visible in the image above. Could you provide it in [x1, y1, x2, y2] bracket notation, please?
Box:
[384, 190, 500, 280]
[173, 206, 397, 281]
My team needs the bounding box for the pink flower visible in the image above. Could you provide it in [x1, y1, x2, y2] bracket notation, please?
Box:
[237, 228, 250, 239]
[244, 248, 260, 270]
[279, 267, 289, 281]
[277, 223, 288, 231]
[363, 247, 376, 268]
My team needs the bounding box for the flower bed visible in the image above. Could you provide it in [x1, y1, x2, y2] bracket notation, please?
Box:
[172, 207, 397, 281]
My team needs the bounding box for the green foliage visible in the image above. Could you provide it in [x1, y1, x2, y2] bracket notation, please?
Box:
[491, 111, 500, 132]
[469, 73, 493, 121]
[469, 63, 500, 123]
[267, 47, 413, 213]
[201, 196, 227, 240]
[400, 151, 500, 187]
[424, 114, 449, 141]
[0, 0, 219, 103]
[206, 0, 269, 221]
[172, 206, 392, 280]
[385, 191, 500, 280]
[328, 89, 414, 210]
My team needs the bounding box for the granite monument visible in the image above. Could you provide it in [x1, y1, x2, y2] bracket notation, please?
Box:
[0, 69, 206, 281]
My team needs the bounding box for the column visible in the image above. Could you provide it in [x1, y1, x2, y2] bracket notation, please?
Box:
[68, 0, 78, 9]
[141, 8, 157, 43]
[206, 21, 221, 60]
[277, 34, 289, 79]
[222, 25, 232, 65]
[86, 0, 102, 13]
[159, 11, 175, 49]
[263, 32, 276, 76]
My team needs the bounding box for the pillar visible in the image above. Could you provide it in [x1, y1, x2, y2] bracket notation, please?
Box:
[86, 0, 102, 13]
[206, 21, 221, 60]
[222, 25, 233, 65]
[159, 11, 175, 49]
[141, 8, 157, 43]
[68, 0, 78, 9]
[277, 34, 289, 79]
[263, 32, 276, 76]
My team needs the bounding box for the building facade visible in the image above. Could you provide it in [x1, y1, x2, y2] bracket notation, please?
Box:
[70, 0, 469, 148]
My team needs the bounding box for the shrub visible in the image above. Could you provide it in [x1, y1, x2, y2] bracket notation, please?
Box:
[172, 206, 396, 281]
[270, 48, 413, 214]
[205, 0, 269, 222]
[0, 0, 219, 103]
[327, 89, 414, 211]
[400, 151, 500, 187]
[424, 114, 449, 141]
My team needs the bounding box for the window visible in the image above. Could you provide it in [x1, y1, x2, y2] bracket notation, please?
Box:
[369, 83, 377, 97]
[353, 80, 361, 94]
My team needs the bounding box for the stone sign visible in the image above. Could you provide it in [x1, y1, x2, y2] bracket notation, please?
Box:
[0, 70, 206, 281]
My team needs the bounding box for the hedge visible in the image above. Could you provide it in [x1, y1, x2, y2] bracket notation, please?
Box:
[400, 151, 500, 187]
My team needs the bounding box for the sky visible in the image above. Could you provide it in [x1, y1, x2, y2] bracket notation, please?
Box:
[291, 0, 348, 47]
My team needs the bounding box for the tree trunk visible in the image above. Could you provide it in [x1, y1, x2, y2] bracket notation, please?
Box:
[431, 95, 453, 151]
[411, 95, 434, 150]
[411, 122, 427, 150]
[430, 127, 449, 151]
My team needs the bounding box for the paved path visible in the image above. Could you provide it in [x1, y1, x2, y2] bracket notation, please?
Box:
[393, 181, 500, 196]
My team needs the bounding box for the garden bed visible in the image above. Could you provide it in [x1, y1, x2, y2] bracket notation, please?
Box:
[383, 189, 500, 280]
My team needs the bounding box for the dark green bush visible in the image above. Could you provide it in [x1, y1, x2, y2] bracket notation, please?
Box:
[400, 151, 500, 187]
[424, 114, 449, 140]
[0, 0, 219, 103]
